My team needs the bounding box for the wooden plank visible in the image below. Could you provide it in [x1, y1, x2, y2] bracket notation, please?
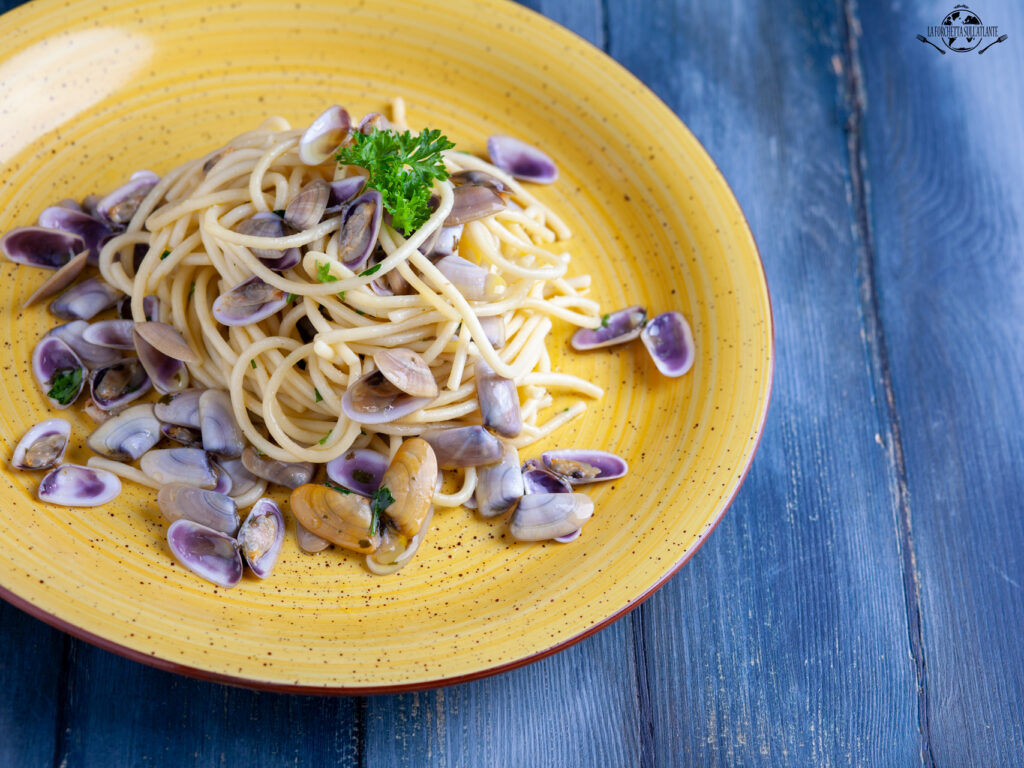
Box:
[0, 602, 64, 767]
[54, 641, 360, 767]
[604, 0, 925, 764]
[855, 1, 1024, 764]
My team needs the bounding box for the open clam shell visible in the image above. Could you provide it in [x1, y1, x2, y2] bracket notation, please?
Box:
[166, 519, 243, 588]
[32, 336, 86, 409]
[337, 190, 382, 270]
[97, 170, 159, 226]
[199, 390, 245, 458]
[542, 449, 628, 484]
[299, 105, 351, 165]
[341, 370, 433, 425]
[238, 498, 285, 578]
[37, 206, 113, 265]
[46, 321, 121, 369]
[11, 418, 71, 471]
[475, 442, 525, 518]
[87, 403, 162, 461]
[475, 359, 522, 438]
[325, 448, 389, 497]
[90, 358, 151, 411]
[571, 306, 647, 351]
[487, 135, 559, 184]
[133, 327, 189, 395]
[140, 447, 217, 488]
[236, 213, 301, 270]
[521, 458, 573, 495]
[1, 226, 85, 269]
[240, 445, 314, 489]
[284, 178, 330, 231]
[38, 464, 121, 507]
[444, 184, 506, 226]
[420, 426, 504, 469]
[212, 276, 288, 326]
[50, 277, 123, 320]
[509, 492, 593, 541]
[82, 319, 136, 349]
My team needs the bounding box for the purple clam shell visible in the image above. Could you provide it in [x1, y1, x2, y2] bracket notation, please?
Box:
[157, 484, 239, 535]
[236, 213, 301, 270]
[37, 207, 113, 266]
[134, 328, 189, 395]
[541, 449, 628, 484]
[340, 370, 433, 425]
[46, 321, 121, 369]
[86, 403, 162, 461]
[199, 390, 245, 458]
[299, 105, 351, 166]
[338, 190, 382, 270]
[89, 358, 151, 410]
[554, 528, 582, 544]
[238, 498, 285, 578]
[97, 171, 159, 226]
[82, 319, 135, 349]
[11, 418, 71, 470]
[167, 519, 243, 588]
[154, 388, 203, 428]
[38, 464, 121, 507]
[1, 227, 85, 269]
[325, 448, 389, 497]
[214, 457, 261, 499]
[117, 294, 159, 321]
[521, 458, 573, 495]
[212, 276, 289, 326]
[571, 306, 647, 351]
[420, 425, 504, 469]
[50, 277, 124, 320]
[210, 467, 233, 495]
[475, 359, 522, 438]
[487, 135, 559, 184]
[140, 447, 217, 488]
[32, 336, 86, 409]
[640, 311, 695, 377]
[325, 176, 367, 214]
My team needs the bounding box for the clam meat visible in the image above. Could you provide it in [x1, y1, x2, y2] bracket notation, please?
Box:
[11, 418, 71, 471]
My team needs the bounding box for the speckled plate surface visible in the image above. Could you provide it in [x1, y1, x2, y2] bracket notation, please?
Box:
[0, 0, 772, 691]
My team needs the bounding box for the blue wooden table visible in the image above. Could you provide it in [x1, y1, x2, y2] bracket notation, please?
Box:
[2, 0, 1023, 765]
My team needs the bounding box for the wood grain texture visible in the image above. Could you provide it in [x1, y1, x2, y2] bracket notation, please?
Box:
[855, 0, 1024, 764]
[604, 0, 925, 764]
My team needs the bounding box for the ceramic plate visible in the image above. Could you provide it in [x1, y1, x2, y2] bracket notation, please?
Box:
[0, 0, 773, 690]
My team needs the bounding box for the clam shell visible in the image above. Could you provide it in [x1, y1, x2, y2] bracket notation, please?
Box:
[325, 176, 366, 214]
[378, 438, 437, 537]
[1, 226, 85, 269]
[299, 105, 351, 165]
[82, 319, 136, 349]
[236, 213, 300, 270]
[199, 390, 245, 458]
[284, 178, 330, 231]
[571, 306, 647, 351]
[166, 519, 243, 588]
[475, 442, 525, 517]
[89, 358, 151, 410]
[45, 321, 121, 369]
[133, 328, 189, 395]
[140, 448, 217, 488]
[487, 135, 559, 183]
[87, 403, 162, 461]
[290, 484, 380, 553]
[521, 458, 573, 495]
[240, 445, 314, 489]
[32, 336, 86, 409]
[433, 255, 494, 300]
[22, 251, 89, 308]
[640, 311, 695, 377]
[133, 321, 199, 362]
[37, 464, 121, 507]
[295, 521, 331, 554]
[337, 190, 382, 270]
[214, 457, 261, 499]
[238, 498, 285, 578]
[444, 184, 506, 226]
[366, 506, 434, 575]
[373, 348, 439, 398]
[478, 316, 506, 349]
[161, 423, 203, 448]
[542, 449, 628, 484]
[212, 276, 288, 326]
[450, 170, 506, 193]
[154, 388, 203, 428]
[50, 277, 123, 320]
[97, 171, 159, 225]
[340, 370, 433, 425]
[325, 448, 389, 497]
[509, 492, 593, 541]
[11, 418, 71, 470]
[475, 359, 522, 438]
[37, 207, 113, 265]
[157, 483, 239, 534]
[420, 426, 504, 470]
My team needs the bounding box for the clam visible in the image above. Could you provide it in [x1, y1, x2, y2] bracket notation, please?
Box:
[357, 112, 390, 134]
[1, 226, 84, 269]
[117, 294, 159, 322]
[475, 359, 522, 438]
[199, 390, 245, 458]
[87, 403, 162, 461]
[571, 306, 647, 351]
[211, 466, 233, 495]
[161, 423, 203, 447]
[325, 176, 367, 214]
[478, 315, 506, 349]
[157, 483, 239, 534]
[325, 448, 389, 497]
[640, 311, 695, 377]
[38, 464, 121, 507]
[295, 522, 331, 554]
[45, 321, 121, 369]
[22, 251, 90, 308]
[96, 170, 159, 225]
[37, 206, 113, 265]
[32, 336, 87, 408]
[299, 105, 351, 165]
[509, 492, 593, 541]
[56, 199, 82, 212]
[487, 135, 559, 184]
[450, 170, 506, 193]
[213, 457, 261, 499]
[284, 178, 330, 231]
[433, 255, 496, 300]
[238, 498, 285, 578]
[290, 484, 380, 553]
[340, 370, 433, 425]
[373, 348, 439, 398]
[50, 277, 124, 320]
[90, 358, 151, 410]
[236, 213, 300, 271]
[366, 506, 434, 575]
[82, 319, 135, 349]
[240, 444, 314, 489]
[425, 224, 463, 260]
[475, 442, 525, 517]
[337, 190, 382, 270]
[444, 185, 506, 227]
[154, 388, 203, 428]
[212, 276, 288, 326]
[140, 447, 217, 488]
[11, 418, 71, 470]
[378, 438, 437, 537]
[133, 327, 189, 395]
[542, 449, 628, 484]
[133, 321, 199, 363]
[166, 519, 243, 588]
[420, 426, 504, 469]
[521, 458, 573, 495]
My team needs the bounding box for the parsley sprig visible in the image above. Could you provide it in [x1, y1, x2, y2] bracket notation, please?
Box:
[47, 367, 82, 406]
[370, 486, 395, 536]
[336, 128, 455, 234]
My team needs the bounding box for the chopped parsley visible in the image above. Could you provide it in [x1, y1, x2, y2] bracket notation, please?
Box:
[160, 249, 171, 261]
[600, 313, 610, 328]
[318, 430, 331, 446]
[359, 264, 381, 277]
[250, 359, 257, 369]
[314, 388, 323, 403]
[286, 293, 297, 304]
[325, 480, 352, 495]
[47, 367, 82, 406]
[316, 261, 338, 283]
[370, 486, 395, 535]
[335, 127, 455, 233]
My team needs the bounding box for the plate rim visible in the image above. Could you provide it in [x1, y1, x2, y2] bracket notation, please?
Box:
[0, 0, 775, 693]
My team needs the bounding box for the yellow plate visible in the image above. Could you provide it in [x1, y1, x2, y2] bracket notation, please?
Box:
[0, 0, 773, 691]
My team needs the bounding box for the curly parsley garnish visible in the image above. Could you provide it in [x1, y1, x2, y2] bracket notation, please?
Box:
[47, 367, 82, 406]
[336, 127, 455, 234]
[370, 486, 396, 536]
